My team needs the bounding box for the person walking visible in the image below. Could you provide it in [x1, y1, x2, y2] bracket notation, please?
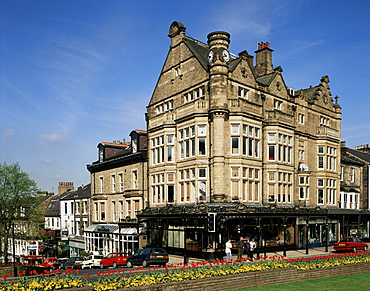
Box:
[225, 239, 232, 262]
[244, 238, 251, 260]
[249, 238, 256, 259]
[236, 236, 245, 259]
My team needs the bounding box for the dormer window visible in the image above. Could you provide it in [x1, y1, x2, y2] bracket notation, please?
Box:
[132, 138, 137, 153]
[99, 149, 104, 162]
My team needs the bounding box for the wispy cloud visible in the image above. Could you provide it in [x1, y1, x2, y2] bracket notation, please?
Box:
[39, 133, 63, 142]
[3, 128, 15, 138]
[207, 0, 299, 38]
[41, 158, 54, 164]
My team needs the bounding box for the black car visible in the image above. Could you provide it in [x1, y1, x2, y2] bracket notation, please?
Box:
[64, 257, 83, 269]
[53, 258, 69, 270]
[126, 247, 169, 267]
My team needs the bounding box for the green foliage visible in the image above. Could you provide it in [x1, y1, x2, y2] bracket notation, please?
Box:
[0, 162, 40, 262]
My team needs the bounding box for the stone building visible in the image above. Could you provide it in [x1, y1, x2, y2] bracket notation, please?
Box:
[340, 143, 370, 237]
[85, 130, 147, 255]
[137, 21, 366, 258]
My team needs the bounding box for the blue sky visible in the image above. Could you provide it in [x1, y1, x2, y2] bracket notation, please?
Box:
[1, 0, 369, 193]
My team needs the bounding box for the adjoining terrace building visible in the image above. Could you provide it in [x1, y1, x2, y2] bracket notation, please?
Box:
[86, 130, 147, 255]
[137, 21, 369, 258]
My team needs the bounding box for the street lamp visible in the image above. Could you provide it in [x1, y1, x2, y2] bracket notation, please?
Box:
[283, 216, 287, 257]
[12, 222, 17, 277]
[325, 217, 329, 252]
[305, 216, 309, 255]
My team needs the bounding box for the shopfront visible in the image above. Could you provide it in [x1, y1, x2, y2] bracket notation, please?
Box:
[84, 224, 139, 255]
[138, 203, 353, 259]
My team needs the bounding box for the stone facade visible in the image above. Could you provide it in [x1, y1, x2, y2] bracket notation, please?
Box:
[146, 21, 342, 209]
[85, 130, 147, 254]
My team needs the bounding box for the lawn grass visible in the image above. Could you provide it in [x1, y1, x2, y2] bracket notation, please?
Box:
[230, 272, 370, 291]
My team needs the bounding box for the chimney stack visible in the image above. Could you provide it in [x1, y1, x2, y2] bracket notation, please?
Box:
[255, 42, 273, 76]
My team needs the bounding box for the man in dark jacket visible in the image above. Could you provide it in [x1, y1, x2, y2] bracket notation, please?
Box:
[236, 236, 245, 259]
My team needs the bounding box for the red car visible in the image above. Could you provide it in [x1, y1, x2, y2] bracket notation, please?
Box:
[334, 237, 368, 252]
[41, 257, 58, 268]
[100, 252, 129, 268]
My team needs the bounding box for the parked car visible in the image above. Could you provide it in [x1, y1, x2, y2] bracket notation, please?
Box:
[334, 237, 368, 252]
[126, 247, 169, 267]
[81, 254, 104, 269]
[100, 252, 130, 268]
[64, 257, 83, 269]
[41, 257, 58, 268]
[53, 258, 69, 270]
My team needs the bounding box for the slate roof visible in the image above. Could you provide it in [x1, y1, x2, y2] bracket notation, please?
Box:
[183, 37, 209, 70]
[346, 148, 370, 163]
[60, 184, 91, 200]
[44, 191, 71, 217]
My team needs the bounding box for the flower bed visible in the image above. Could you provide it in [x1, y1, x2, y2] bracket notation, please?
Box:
[1, 251, 369, 291]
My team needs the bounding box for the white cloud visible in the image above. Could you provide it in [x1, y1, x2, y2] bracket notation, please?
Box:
[53, 174, 62, 179]
[3, 128, 15, 138]
[40, 133, 63, 142]
[41, 158, 53, 164]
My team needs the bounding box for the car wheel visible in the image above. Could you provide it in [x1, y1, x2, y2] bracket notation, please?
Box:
[81, 265, 85, 270]
[142, 260, 148, 267]
[100, 263, 104, 269]
[353, 247, 357, 252]
[126, 261, 132, 268]
[113, 262, 117, 268]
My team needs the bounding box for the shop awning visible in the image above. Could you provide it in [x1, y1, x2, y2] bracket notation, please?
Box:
[114, 228, 137, 235]
[84, 224, 119, 233]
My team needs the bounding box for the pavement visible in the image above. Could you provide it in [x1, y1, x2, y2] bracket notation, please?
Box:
[168, 246, 336, 265]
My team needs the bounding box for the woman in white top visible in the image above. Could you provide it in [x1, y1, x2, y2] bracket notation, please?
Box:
[225, 239, 233, 261]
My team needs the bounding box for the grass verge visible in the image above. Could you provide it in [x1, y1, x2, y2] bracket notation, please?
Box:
[230, 272, 370, 291]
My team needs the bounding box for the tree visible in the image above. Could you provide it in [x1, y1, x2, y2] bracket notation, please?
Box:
[0, 162, 39, 263]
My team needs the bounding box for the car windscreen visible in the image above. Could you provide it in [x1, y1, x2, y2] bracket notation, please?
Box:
[152, 248, 167, 254]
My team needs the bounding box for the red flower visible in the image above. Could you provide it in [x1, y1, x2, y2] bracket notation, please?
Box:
[2, 274, 7, 280]
[96, 272, 101, 277]
[83, 273, 90, 277]
[75, 269, 81, 274]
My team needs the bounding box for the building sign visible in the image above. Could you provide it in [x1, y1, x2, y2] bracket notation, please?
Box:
[97, 226, 110, 232]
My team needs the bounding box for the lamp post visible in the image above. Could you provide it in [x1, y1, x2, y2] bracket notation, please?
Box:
[12, 222, 18, 277]
[256, 219, 261, 258]
[283, 216, 287, 257]
[325, 216, 329, 252]
[305, 216, 309, 255]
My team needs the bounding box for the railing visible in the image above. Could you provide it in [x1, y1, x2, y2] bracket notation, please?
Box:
[317, 126, 340, 138]
[265, 110, 293, 123]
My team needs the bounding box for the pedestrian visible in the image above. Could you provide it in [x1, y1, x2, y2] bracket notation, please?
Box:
[236, 236, 245, 259]
[225, 239, 232, 262]
[244, 238, 251, 260]
[249, 238, 256, 259]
